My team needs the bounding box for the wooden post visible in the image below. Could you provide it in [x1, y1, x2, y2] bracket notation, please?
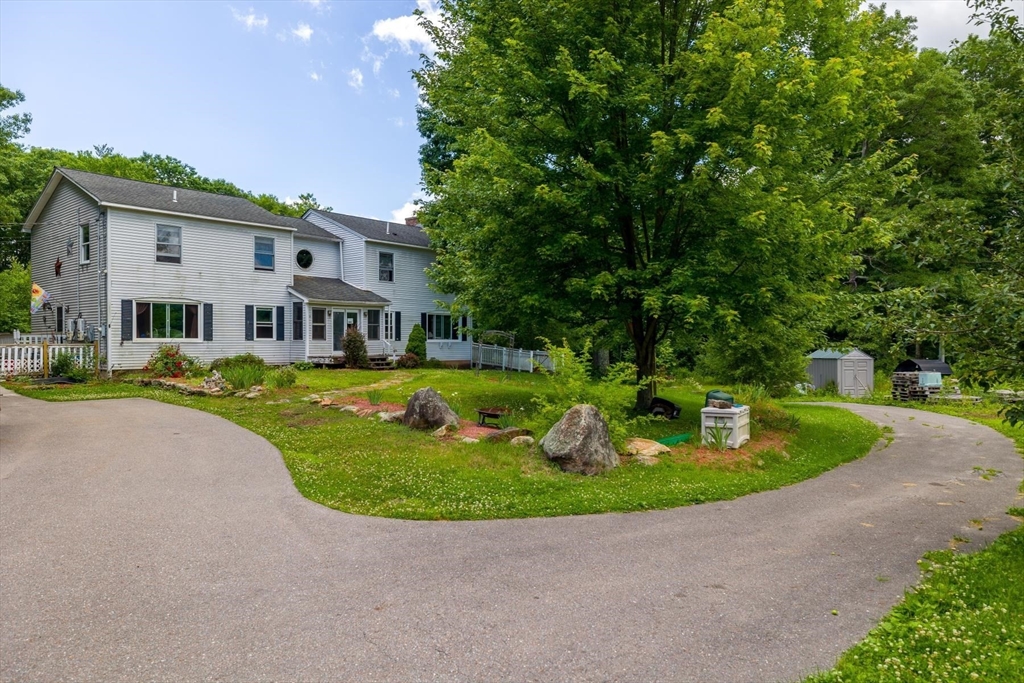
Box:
[93, 339, 100, 378]
[42, 341, 49, 378]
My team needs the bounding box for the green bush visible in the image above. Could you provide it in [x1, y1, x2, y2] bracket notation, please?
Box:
[210, 353, 265, 371]
[51, 351, 77, 377]
[292, 361, 315, 371]
[220, 364, 266, 391]
[265, 367, 297, 389]
[395, 352, 420, 369]
[406, 323, 427, 361]
[367, 388, 384, 405]
[146, 345, 204, 378]
[342, 327, 370, 369]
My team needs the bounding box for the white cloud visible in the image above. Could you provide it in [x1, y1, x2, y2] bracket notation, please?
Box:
[300, 0, 330, 12]
[292, 22, 314, 42]
[372, 0, 439, 54]
[231, 7, 269, 31]
[387, 88, 401, 99]
[310, 71, 322, 82]
[347, 68, 364, 91]
[390, 191, 427, 223]
[389, 117, 406, 128]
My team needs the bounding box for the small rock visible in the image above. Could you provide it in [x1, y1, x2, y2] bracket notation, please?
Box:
[340, 405, 359, 413]
[378, 410, 406, 423]
[432, 424, 456, 438]
[510, 436, 535, 447]
[244, 391, 260, 399]
[356, 408, 376, 418]
[634, 454, 660, 466]
[708, 399, 733, 409]
[460, 437, 479, 444]
[625, 438, 671, 457]
[234, 391, 247, 397]
[320, 398, 334, 407]
[483, 427, 533, 443]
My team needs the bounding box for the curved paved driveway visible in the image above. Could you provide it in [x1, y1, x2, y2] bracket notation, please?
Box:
[1, 390, 1020, 683]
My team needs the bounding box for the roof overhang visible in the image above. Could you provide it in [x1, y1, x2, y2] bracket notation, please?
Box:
[287, 287, 389, 307]
[102, 203, 297, 232]
[364, 237, 434, 251]
[22, 168, 101, 232]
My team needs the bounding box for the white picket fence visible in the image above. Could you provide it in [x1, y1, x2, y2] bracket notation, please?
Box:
[471, 342, 554, 372]
[0, 343, 96, 376]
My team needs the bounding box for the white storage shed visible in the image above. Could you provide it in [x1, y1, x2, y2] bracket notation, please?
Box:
[807, 349, 874, 397]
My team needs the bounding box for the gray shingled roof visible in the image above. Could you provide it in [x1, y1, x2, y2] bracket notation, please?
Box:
[312, 210, 431, 248]
[290, 276, 390, 304]
[58, 167, 302, 230]
[275, 215, 340, 241]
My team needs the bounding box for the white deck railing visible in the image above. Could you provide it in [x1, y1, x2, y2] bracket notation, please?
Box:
[0, 343, 96, 377]
[11, 330, 68, 344]
[471, 342, 553, 372]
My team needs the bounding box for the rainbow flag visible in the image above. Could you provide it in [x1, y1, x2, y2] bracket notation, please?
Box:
[30, 283, 50, 314]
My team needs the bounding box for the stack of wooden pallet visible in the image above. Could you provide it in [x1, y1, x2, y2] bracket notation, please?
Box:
[891, 372, 939, 401]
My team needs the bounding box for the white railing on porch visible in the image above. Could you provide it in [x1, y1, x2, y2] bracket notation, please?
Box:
[0, 343, 97, 377]
[471, 342, 553, 372]
[11, 330, 68, 344]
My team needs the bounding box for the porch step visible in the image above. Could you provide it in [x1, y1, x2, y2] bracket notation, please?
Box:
[368, 355, 394, 370]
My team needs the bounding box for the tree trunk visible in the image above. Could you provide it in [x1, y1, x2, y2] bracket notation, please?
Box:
[634, 331, 657, 412]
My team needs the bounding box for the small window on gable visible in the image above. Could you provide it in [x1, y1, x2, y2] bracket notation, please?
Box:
[156, 225, 182, 264]
[254, 237, 275, 271]
[79, 223, 91, 264]
[296, 249, 313, 270]
[379, 252, 394, 282]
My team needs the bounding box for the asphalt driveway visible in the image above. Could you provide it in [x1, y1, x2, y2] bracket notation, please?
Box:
[1, 389, 1020, 682]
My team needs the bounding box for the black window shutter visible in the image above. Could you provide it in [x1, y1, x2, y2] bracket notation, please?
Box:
[420, 312, 427, 332]
[461, 316, 468, 342]
[120, 300, 133, 341]
[244, 305, 254, 341]
[203, 303, 213, 341]
[292, 302, 303, 340]
[276, 305, 285, 341]
[394, 311, 401, 341]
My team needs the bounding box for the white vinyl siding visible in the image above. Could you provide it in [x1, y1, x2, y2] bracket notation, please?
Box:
[293, 237, 341, 279]
[303, 212, 366, 288]
[29, 179, 102, 339]
[105, 207, 296, 369]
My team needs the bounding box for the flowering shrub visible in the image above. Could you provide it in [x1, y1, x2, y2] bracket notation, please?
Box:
[395, 352, 420, 369]
[146, 345, 203, 378]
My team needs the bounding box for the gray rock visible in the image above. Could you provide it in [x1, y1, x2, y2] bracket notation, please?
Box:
[432, 424, 456, 438]
[540, 404, 618, 475]
[402, 387, 460, 430]
[340, 405, 360, 413]
[482, 427, 533, 443]
[378, 410, 405, 423]
[460, 437, 479, 444]
[510, 436, 535, 447]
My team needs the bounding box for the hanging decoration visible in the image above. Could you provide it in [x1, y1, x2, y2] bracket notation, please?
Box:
[55, 257, 62, 277]
[30, 283, 51, 313]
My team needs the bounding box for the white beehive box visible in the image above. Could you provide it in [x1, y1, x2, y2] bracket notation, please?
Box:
[700, 405, 751, 449]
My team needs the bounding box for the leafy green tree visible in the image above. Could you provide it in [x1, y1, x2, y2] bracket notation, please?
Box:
[417, 0, 915, 407]
[0, 86, 31, 145]
[0, 259, 30, 332]
[406, 323, 427, 361]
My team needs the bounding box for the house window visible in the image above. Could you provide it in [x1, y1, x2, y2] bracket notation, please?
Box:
[384, 311, 394, 340]
[379, 252, 394, 282]
[135, 302, 199, 339]
[367, 310, 381, 340]
[296, 249, 313, 270]
[254, 237, 275, 271]
[156, 225, 182, 264]
[426, 313, 458, 340]
[79, 224, 91, 264]
[311, 308, 326, 340]
[255, 307, 274, 339]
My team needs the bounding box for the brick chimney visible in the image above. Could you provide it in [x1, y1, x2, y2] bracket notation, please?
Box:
[404, 215, 420, 226]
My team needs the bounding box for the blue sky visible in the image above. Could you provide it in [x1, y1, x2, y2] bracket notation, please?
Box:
[0, 0, 1007, 221]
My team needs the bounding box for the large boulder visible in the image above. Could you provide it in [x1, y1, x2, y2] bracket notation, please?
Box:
[403, 387, 460, 430]
[540, 404, 618, 475]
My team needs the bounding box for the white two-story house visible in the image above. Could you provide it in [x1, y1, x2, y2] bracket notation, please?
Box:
[23, 167, 473, 370]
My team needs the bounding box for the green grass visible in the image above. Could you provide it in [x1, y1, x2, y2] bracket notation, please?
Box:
[10, 369, 880, 520]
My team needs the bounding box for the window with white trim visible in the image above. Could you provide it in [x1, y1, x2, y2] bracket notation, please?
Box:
[79, 223, 91, 264]
[426, 313, 458, 340]
[379, 252, 394, 282]
[254, 237, 275, 271]
[135, 302, 199, 339]
[156, 225, 181, 264]
[383, 311, 394, 340]
[255, 307, 274, 339]
[311, 308, 326, 340]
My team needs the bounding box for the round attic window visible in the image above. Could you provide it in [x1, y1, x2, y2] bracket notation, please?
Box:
[296, 249, 314, 270]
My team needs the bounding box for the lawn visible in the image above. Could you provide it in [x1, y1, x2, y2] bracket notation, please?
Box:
[10, 368, 880, 520]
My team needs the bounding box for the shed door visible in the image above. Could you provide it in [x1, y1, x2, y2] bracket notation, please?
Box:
[843, 359, 870, 397]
